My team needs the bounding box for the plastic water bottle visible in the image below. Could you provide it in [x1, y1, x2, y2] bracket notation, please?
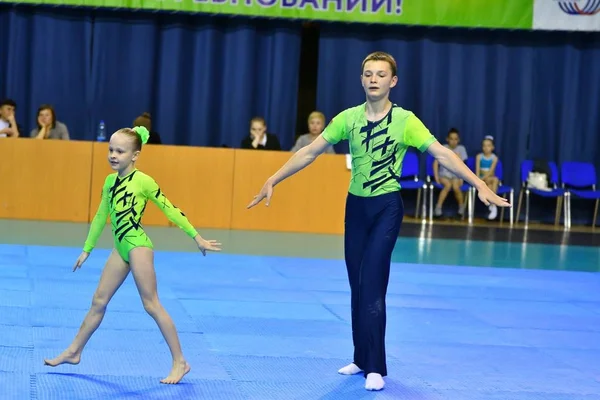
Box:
[97, 120, 106, 142]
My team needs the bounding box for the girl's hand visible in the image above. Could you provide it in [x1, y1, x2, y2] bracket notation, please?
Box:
[73, 251, 90, 272]
[195, 237, 222, 256]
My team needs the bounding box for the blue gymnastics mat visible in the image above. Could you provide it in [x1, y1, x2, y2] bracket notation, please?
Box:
[1, 243, 600, 399]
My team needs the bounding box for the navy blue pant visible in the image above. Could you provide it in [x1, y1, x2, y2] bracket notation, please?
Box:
[344, 191, 404, 377]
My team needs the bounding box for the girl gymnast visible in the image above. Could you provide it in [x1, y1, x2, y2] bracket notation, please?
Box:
[43, 126, 221, 384]
[247, 51, 510, 391]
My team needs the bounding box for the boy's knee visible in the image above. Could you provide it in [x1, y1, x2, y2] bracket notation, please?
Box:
[361, 297, 385, 319]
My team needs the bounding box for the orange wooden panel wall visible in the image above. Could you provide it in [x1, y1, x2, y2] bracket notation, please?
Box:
[230, 149, 350, 235]
[0, 139, 351, 235]
[0, 139, 93, 222]
[89, 142, 235, 229]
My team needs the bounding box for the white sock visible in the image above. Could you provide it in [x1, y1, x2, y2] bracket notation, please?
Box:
[365, 373, 385, 391]
[337, 363, 362, 375]
[487, 204, 498, 220]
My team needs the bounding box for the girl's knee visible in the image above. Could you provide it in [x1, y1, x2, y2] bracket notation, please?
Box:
[142, 297, 161, 316]
[440, 180, 452, 190]
[91, 293, 109, 312]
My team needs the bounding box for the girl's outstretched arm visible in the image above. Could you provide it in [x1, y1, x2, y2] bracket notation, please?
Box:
[143, 175, 221, 254]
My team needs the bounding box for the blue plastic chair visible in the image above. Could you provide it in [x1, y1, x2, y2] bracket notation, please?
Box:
[561, 161, 600, 228]
[493, 159, 515, 225]
[398, 151, 427, 219]
[515, 160, 566, 226]
[426, 154, 475, 222]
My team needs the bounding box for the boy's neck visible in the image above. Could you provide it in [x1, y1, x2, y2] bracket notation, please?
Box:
[365, 98, 391, 119]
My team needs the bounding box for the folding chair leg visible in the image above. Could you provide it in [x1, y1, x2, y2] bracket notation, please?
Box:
[473, 187, 476, 218]
[562, 193, 569, 228]
[566, 193, 572, 228]
[593, 199, 599, 228]
[505, 190, 514, 226]
[468, 187, 474, 224]
[565, 194, 570, 228]
[554, 195, 563, 226]
[509, 190, 514, 226]
[516, 189, 524, 225]
[415, 188, 422, 218]
[428, 184, 434, 223]
[525, 190, 530, 227]
[561, 193, 566, 227]
[421, 185, 428, 221]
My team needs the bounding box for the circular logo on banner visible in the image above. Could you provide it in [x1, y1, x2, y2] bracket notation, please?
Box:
[556, 0, 600, 15]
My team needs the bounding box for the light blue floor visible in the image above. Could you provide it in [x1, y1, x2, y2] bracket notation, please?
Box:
[391, 237, 600, 272]
[1, 242, 600, 399]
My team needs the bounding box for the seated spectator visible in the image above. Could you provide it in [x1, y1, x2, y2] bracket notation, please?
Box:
[433, 128, 468, 217]
[0, 99, 20, 138]
[240, 116, 281, 150]
[30, 104, 69, 140]
[133, 112, 162, 144]
[476, 135, 500, 220]
[291, 111, 334, 154]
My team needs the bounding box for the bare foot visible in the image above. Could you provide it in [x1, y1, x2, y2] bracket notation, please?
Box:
[160, 360, 191, 384]
[44, 349, 81, 367]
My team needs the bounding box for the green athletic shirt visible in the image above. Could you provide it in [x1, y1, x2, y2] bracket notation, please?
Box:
[322, 103, 437, 197]
[83, 169, 198, 253]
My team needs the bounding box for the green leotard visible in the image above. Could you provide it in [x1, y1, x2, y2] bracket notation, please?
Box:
[83, 169, 198, 262]
[321, 103, 437, 197]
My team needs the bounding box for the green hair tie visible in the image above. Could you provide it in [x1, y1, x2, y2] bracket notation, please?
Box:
[133, 126, 150, 145]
